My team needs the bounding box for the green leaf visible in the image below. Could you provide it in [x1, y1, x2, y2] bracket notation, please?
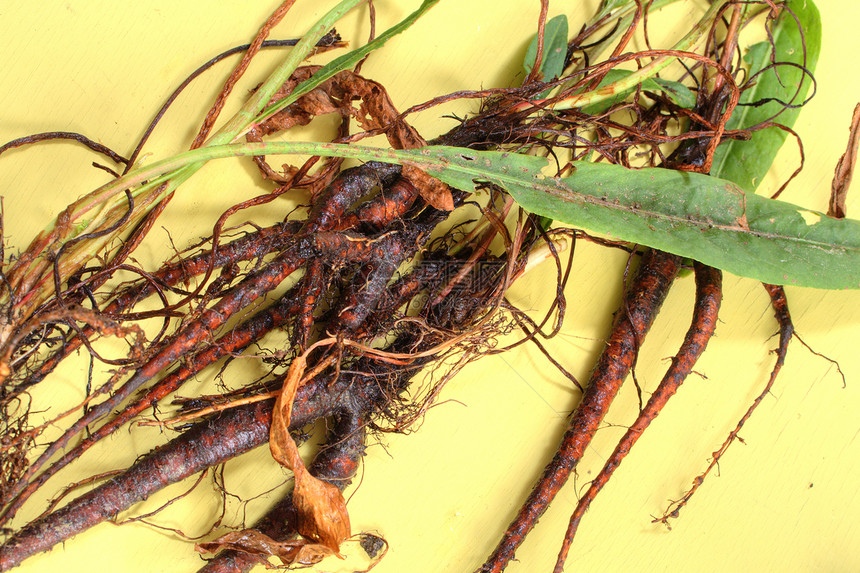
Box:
[580, 69, 695, 115]
[107, 142, 860, 289]
[521, 14, 567, 223]
[652, 78, 696, 109]
[710, 0, 822, 192]
[404, 147, 860, 290]
[596, 0, 631, 16]
[535, 215, 554, 232]
[523, 14, 569, 84]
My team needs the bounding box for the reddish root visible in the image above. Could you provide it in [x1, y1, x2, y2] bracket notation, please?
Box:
[655, 282, 794, 527]
[1, 289, 306, 523]
[0, 341, 416, 571]
[0, 249, 307, 525]
[477, 249, 680, 573]
[554, 263, 722, 571]
[0, 399, 275, 572]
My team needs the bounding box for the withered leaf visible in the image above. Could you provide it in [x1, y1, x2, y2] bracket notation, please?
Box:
[294, 467, 351, 552]
[829, 102, 860, 219]
[195, 529, 336, 566]
[269, 351, 351, 555]
[269, 353, 306, 471]
[250, 66, 453, 209]
[402, 164, 454, 211]
[255, 65, 425, 150]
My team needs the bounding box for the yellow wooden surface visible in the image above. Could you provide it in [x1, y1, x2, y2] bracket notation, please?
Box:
[0, 1, 858, 572]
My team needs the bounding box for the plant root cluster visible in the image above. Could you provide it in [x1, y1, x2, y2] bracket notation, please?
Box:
[0, 2, 829, 572]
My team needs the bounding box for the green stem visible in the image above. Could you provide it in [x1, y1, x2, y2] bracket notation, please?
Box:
[208, 0, 367, 146]
[0, 0, 366, 326]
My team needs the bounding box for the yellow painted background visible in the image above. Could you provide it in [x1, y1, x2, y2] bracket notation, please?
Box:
[0, 1, 858, 572]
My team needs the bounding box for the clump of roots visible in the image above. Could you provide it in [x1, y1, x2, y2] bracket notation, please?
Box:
[0, 2, 824, 572]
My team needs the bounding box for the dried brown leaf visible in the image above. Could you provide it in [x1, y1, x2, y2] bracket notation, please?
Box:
[195, 529, 336, 566]
[251, 66, 452, 209]
[269, 350, 351, 555]
[259, 66, 425, 151]
[829, 103, 860, 219]
[269, 353, 306, 470]
[402, 164, 454, 211]
[294, 467, 351, 552]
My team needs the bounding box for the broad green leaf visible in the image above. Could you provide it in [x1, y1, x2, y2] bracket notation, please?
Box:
[523, 14, 569, 83]
[104, 142, 860, 289]
[710, 0, 821, 191]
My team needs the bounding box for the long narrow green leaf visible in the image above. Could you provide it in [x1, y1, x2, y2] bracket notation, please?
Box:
[416, 148, 857, 289]
[108, 142, 860, 289]
[212, 0, 367, 145]
[710, 0, 822, 191]
[396, 147, 859, 289]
